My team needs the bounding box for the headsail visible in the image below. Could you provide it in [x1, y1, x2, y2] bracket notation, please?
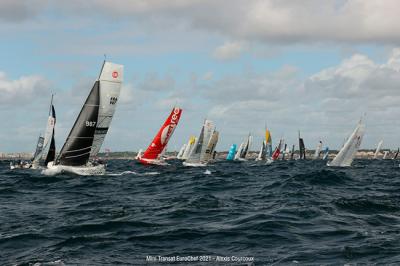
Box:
[182, 136, 196, 160]
[328, 120, 365, 167]
[256, 141, 266, 161]
[393, 148, 399, 160]
[90, 62, 123, 157]
[32, 134, 44, 160]
[140, 107, 183, 162]
[313, 141, 323, 159]
[177, 144, 187, 159]
[373, 140, 383, 159]
[272, 139, 282, 161]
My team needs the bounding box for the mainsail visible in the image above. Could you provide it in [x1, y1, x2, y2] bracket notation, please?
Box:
[182, 136, 196, 160]
[272, 139, 282, 161]
[203, 130, 219, 162]
[313, 141, 323, 159]
[33, 96, 57, 166]
[328, 121, 365, 167]
[58, 61, 123, 166]
[140, 107, 183, 162]
[186, 120, 214, 164]
[322, 147, 329, 160]
[227, 144, 237, 160]
[393, 148, 399, 160]
[90, 62, 123, 157]
[177, 144, 187, 159]
[256, 141, 267, 161]
[299, 131, 306, 159]
[266, 129, 272, 157]
[236, 134, 252, 160]
[373, 140, 383, 159]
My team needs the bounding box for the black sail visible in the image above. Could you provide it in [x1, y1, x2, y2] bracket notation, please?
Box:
[58, 81, 100, 166]
[299, 138, 306, 159]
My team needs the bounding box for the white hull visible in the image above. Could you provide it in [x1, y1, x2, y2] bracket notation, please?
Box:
[182, 161, 207, 167]
[42, 162, 106, 176]
[139, 158, 169, 166]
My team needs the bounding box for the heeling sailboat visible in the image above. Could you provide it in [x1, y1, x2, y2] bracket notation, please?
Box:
[271, 139, 283, 161]
[226, 144, 237, 160]
[203, 130, 219, 162]
[138, 107, 183, 165]
[327, 119, 365, 167]
[181, 136, 196, 160]
[32, 95, 57, 168]
[322, 147, 329, 160]
[177, 144, 187, 159]
[393, 148, 399, 160]
[298, 131, 306, 159]
[183, 120, 214, 167]
[373, 140, 383, 159]
[255, 141, 266, 161]
[313, 141, 323, 160]
[43, 61, 123, 176]
[256, 128, 272, 161]
[235, 133, 252, 161]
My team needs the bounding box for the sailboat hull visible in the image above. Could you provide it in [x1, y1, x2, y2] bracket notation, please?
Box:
[138, 158, 169, 166]
[182, 161, 207, 167]
[42, 162, 106, 176]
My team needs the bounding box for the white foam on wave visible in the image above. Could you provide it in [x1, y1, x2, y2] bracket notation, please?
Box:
[107, 171, 160, 176]
[204, 169, 212, 175]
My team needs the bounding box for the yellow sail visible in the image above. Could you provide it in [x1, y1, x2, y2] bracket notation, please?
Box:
[265, 129, 272, 144]
[189, 136, 196, 145]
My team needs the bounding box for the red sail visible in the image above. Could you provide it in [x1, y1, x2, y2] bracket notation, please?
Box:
[272, 147, 280, 160]
[140, 107, 182, 163]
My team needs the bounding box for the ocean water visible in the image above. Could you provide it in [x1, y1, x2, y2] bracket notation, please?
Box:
[1, 159, 400, 265]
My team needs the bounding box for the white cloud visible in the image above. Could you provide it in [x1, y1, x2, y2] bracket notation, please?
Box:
[0, 72, 51, 106]
[213, 41, 247, 60]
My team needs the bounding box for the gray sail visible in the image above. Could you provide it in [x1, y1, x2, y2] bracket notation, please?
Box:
[32, 135, 44, 160]
[90, 62, 123, 157]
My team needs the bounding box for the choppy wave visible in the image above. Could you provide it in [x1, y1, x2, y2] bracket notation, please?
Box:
[1, 159, 400, 265]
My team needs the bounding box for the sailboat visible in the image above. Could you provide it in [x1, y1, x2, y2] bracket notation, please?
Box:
[373, 140, 383, 159]
[32, 95, 57, 168]
[313, 141, 323, 159]
[11, 96, 57, 170]
[322, 147, 329, 160]
[138, 107, 183, 165]
[298, 131, 306, 159]
[327, 119, 365, 167]
[177, 144, 187, 159]
[255, 141, 267, 161]
[383, 151, 388, 160]
[226, 144, 237, 160]
[271, 139, 283, 161]
[290, 144, 295, 160]
[183, 120, 215, 167]
[234, 133, 252, 161]
[43, 61, 123, 176]
[393, 148, 399, 160]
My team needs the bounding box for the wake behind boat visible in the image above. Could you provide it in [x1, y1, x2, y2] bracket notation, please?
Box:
[43, 61, 123, 176]
[138, 107, 182, 165]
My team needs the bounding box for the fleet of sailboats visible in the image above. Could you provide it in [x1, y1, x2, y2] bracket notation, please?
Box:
[9, 58, 397, 175]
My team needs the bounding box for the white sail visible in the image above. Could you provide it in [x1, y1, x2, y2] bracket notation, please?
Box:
[186, 120, 214, 164]
[182, 137, 196, 160]
[328, 121, 365, 167]
[177, 144, 187, 159]
[199, 120, 215, 162]
[256, 141, 266, 161]
[203, 130, 219, 162]
[383, 151, 388, 160]
[373, 140, 383, 159]
[234, 143, 244, 160]
[313, 141, 323, 159]
[90, 62, 124, 157]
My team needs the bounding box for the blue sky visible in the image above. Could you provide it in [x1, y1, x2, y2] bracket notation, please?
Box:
[1, 0, 400, 153]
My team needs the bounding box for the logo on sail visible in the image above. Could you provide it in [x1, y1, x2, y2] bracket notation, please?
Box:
[112, 71, 118, 78]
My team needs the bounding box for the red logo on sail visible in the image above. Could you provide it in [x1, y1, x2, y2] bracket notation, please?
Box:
[112, 71, 118, 78]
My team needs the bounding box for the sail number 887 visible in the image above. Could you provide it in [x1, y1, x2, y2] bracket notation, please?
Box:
[86, 121, 96, 127]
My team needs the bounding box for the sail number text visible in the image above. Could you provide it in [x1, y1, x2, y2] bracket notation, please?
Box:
[110, 97, 118, 105]
[86, 121, 97, 127]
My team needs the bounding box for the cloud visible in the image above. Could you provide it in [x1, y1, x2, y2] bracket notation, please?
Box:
[0, 0, 44, 22]
[0, 72, 51, 106]
[213, 41, 247, 60]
